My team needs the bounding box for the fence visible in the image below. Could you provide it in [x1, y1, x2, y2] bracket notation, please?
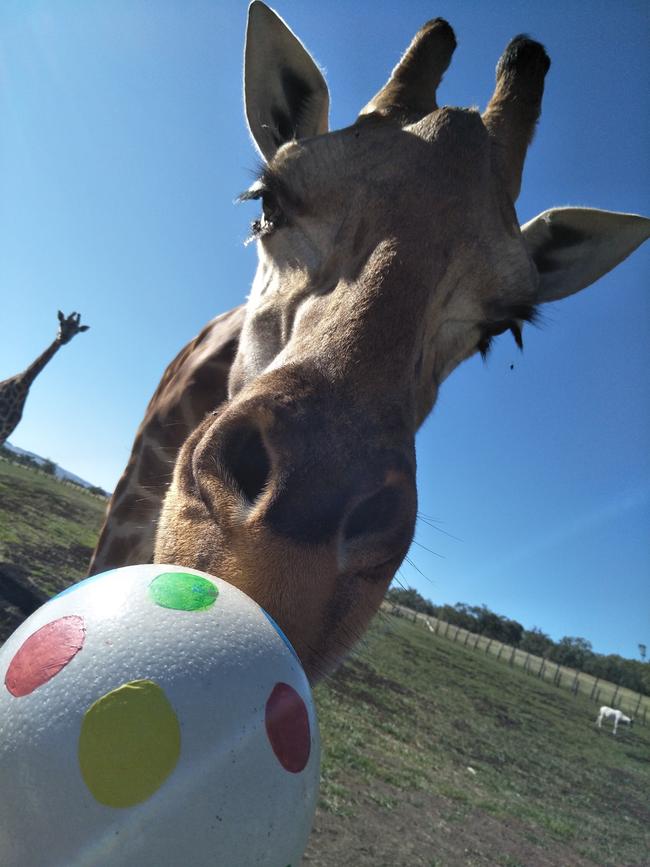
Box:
[382, 602, 649, 725]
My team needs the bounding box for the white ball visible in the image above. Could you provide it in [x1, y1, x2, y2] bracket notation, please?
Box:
[0, 564, 320, 866]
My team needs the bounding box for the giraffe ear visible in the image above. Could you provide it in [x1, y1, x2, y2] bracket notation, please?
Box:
[244, 1, 329, 162]
[79, 325, 90, 332]
[522, 207, 650, 303]
[57, 310, 64, 322]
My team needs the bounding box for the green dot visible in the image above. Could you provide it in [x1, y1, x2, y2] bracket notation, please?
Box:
[78, 680, 181, 808]
[149, 572, 218, 611]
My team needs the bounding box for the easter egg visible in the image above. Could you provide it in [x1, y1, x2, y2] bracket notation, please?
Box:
[0, 564, 320, 866]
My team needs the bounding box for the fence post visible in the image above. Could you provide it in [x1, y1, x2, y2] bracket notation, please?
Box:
[554, 664, 561, 686]
[590, 678, 599, 701]
[463, 631, 470, 646]
[496, 643, 504, 662]
[538, 659, 545, 679]
[509, 647, 516, 667]
[485, 639, 492, 656]
[444, 621, 450, 637]
[571, 671, 579, 695]
[474, 633, 480, 650]
[634, 693, 643, 716]
[523, 653, 530, 673]
[611, 685, 620, 707]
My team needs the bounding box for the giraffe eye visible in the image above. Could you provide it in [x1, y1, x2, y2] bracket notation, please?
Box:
[248, 193, 286, 243]
[261, 192, 285, 232]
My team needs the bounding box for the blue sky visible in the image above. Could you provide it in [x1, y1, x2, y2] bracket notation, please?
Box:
[1, 1, 648, 659]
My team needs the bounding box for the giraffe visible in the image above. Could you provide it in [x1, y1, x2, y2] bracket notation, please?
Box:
[90, 305, 244, 568]
[91, 3, 649, 682]
[0, 311, 89, 447]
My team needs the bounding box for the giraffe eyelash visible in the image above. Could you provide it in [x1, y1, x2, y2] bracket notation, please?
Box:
[478, 304, 538, 360]
[243, 192, 287, 246]
[245, 216, 276, 246]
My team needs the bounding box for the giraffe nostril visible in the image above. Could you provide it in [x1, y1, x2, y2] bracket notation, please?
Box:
[343, 486, 401, 541]
[220, 423, 271, 503]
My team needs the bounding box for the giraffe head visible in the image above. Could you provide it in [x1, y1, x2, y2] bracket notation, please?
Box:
[57, 311, 90, 345]
[155, 3, 649, 680]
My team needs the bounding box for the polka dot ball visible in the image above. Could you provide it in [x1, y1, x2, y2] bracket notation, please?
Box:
[0, 565, 319, 867]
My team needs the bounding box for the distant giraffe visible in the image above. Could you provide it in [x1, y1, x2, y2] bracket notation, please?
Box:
[0, 311, 89, 447]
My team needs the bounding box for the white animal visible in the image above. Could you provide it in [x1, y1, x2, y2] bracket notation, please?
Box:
[595, 706, 633, 735]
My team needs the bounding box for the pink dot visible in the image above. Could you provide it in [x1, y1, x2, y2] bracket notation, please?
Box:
[265, 682, 311, 773]
[5, 616, 86, 697]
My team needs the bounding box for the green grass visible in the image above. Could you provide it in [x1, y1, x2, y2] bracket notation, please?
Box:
[3, 458, 648, 864]
[0, 459, 106, 594]
[313, 615, 650, 865]
[400, 609, 650, 722]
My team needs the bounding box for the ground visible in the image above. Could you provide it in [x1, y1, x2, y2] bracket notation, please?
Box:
[2, 460, 649, 866]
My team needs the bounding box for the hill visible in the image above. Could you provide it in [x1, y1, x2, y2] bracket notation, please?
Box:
[1, 461, 648, 865]
[0, 460, 106, 638]
[3, 441, 108, 493]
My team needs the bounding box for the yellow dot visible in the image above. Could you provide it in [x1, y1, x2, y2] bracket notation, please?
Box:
[78, 680, 181, 808]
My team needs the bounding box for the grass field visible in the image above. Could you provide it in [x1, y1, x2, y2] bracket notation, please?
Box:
[0, 460, 106, 638]
[305, 615, 650, 866]
[0, 459, 106, 593]
[2, 460, 649, 865]
[390, 605, 650, 724]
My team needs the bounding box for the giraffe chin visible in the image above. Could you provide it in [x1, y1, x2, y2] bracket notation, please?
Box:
[154, 495, 403, 684]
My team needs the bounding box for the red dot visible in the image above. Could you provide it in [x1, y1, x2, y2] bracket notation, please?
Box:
[265, 682, 311, 773]
[5, 616, 86, 697]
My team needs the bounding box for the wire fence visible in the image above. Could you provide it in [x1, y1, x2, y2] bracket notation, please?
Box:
[382, 602, 649, 725]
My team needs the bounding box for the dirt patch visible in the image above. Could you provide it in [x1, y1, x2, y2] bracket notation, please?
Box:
[472, 696, 521, 724]
[328, 657, 413, 713]
[495, 710, 520, 728]
[0, 562, 48, 620]
[0, 546, 91, 644]
[0, 604, 25, 645]
[304, 780, 600, 867]
[598, 767, 650, 826]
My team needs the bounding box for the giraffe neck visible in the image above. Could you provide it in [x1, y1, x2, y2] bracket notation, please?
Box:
[21, 339, 62, 388]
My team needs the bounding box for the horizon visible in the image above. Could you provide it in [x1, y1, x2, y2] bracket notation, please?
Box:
[1, 1, 648, 661]
[1, 438, 644, 666]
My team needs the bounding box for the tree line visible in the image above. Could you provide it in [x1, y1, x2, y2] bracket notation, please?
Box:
[0, 444, 108, 498]
[386, 587, 649, 697]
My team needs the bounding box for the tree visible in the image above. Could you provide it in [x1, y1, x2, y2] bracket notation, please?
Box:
[385, 586, 437, 616]
[88, 485, 109, 498]
[500, 617, 524, 646]
[41, 458, 57, 476]
[549, 636, 593, 670]
[520, 627, 554, 658]
[382, 591, 649, 696]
